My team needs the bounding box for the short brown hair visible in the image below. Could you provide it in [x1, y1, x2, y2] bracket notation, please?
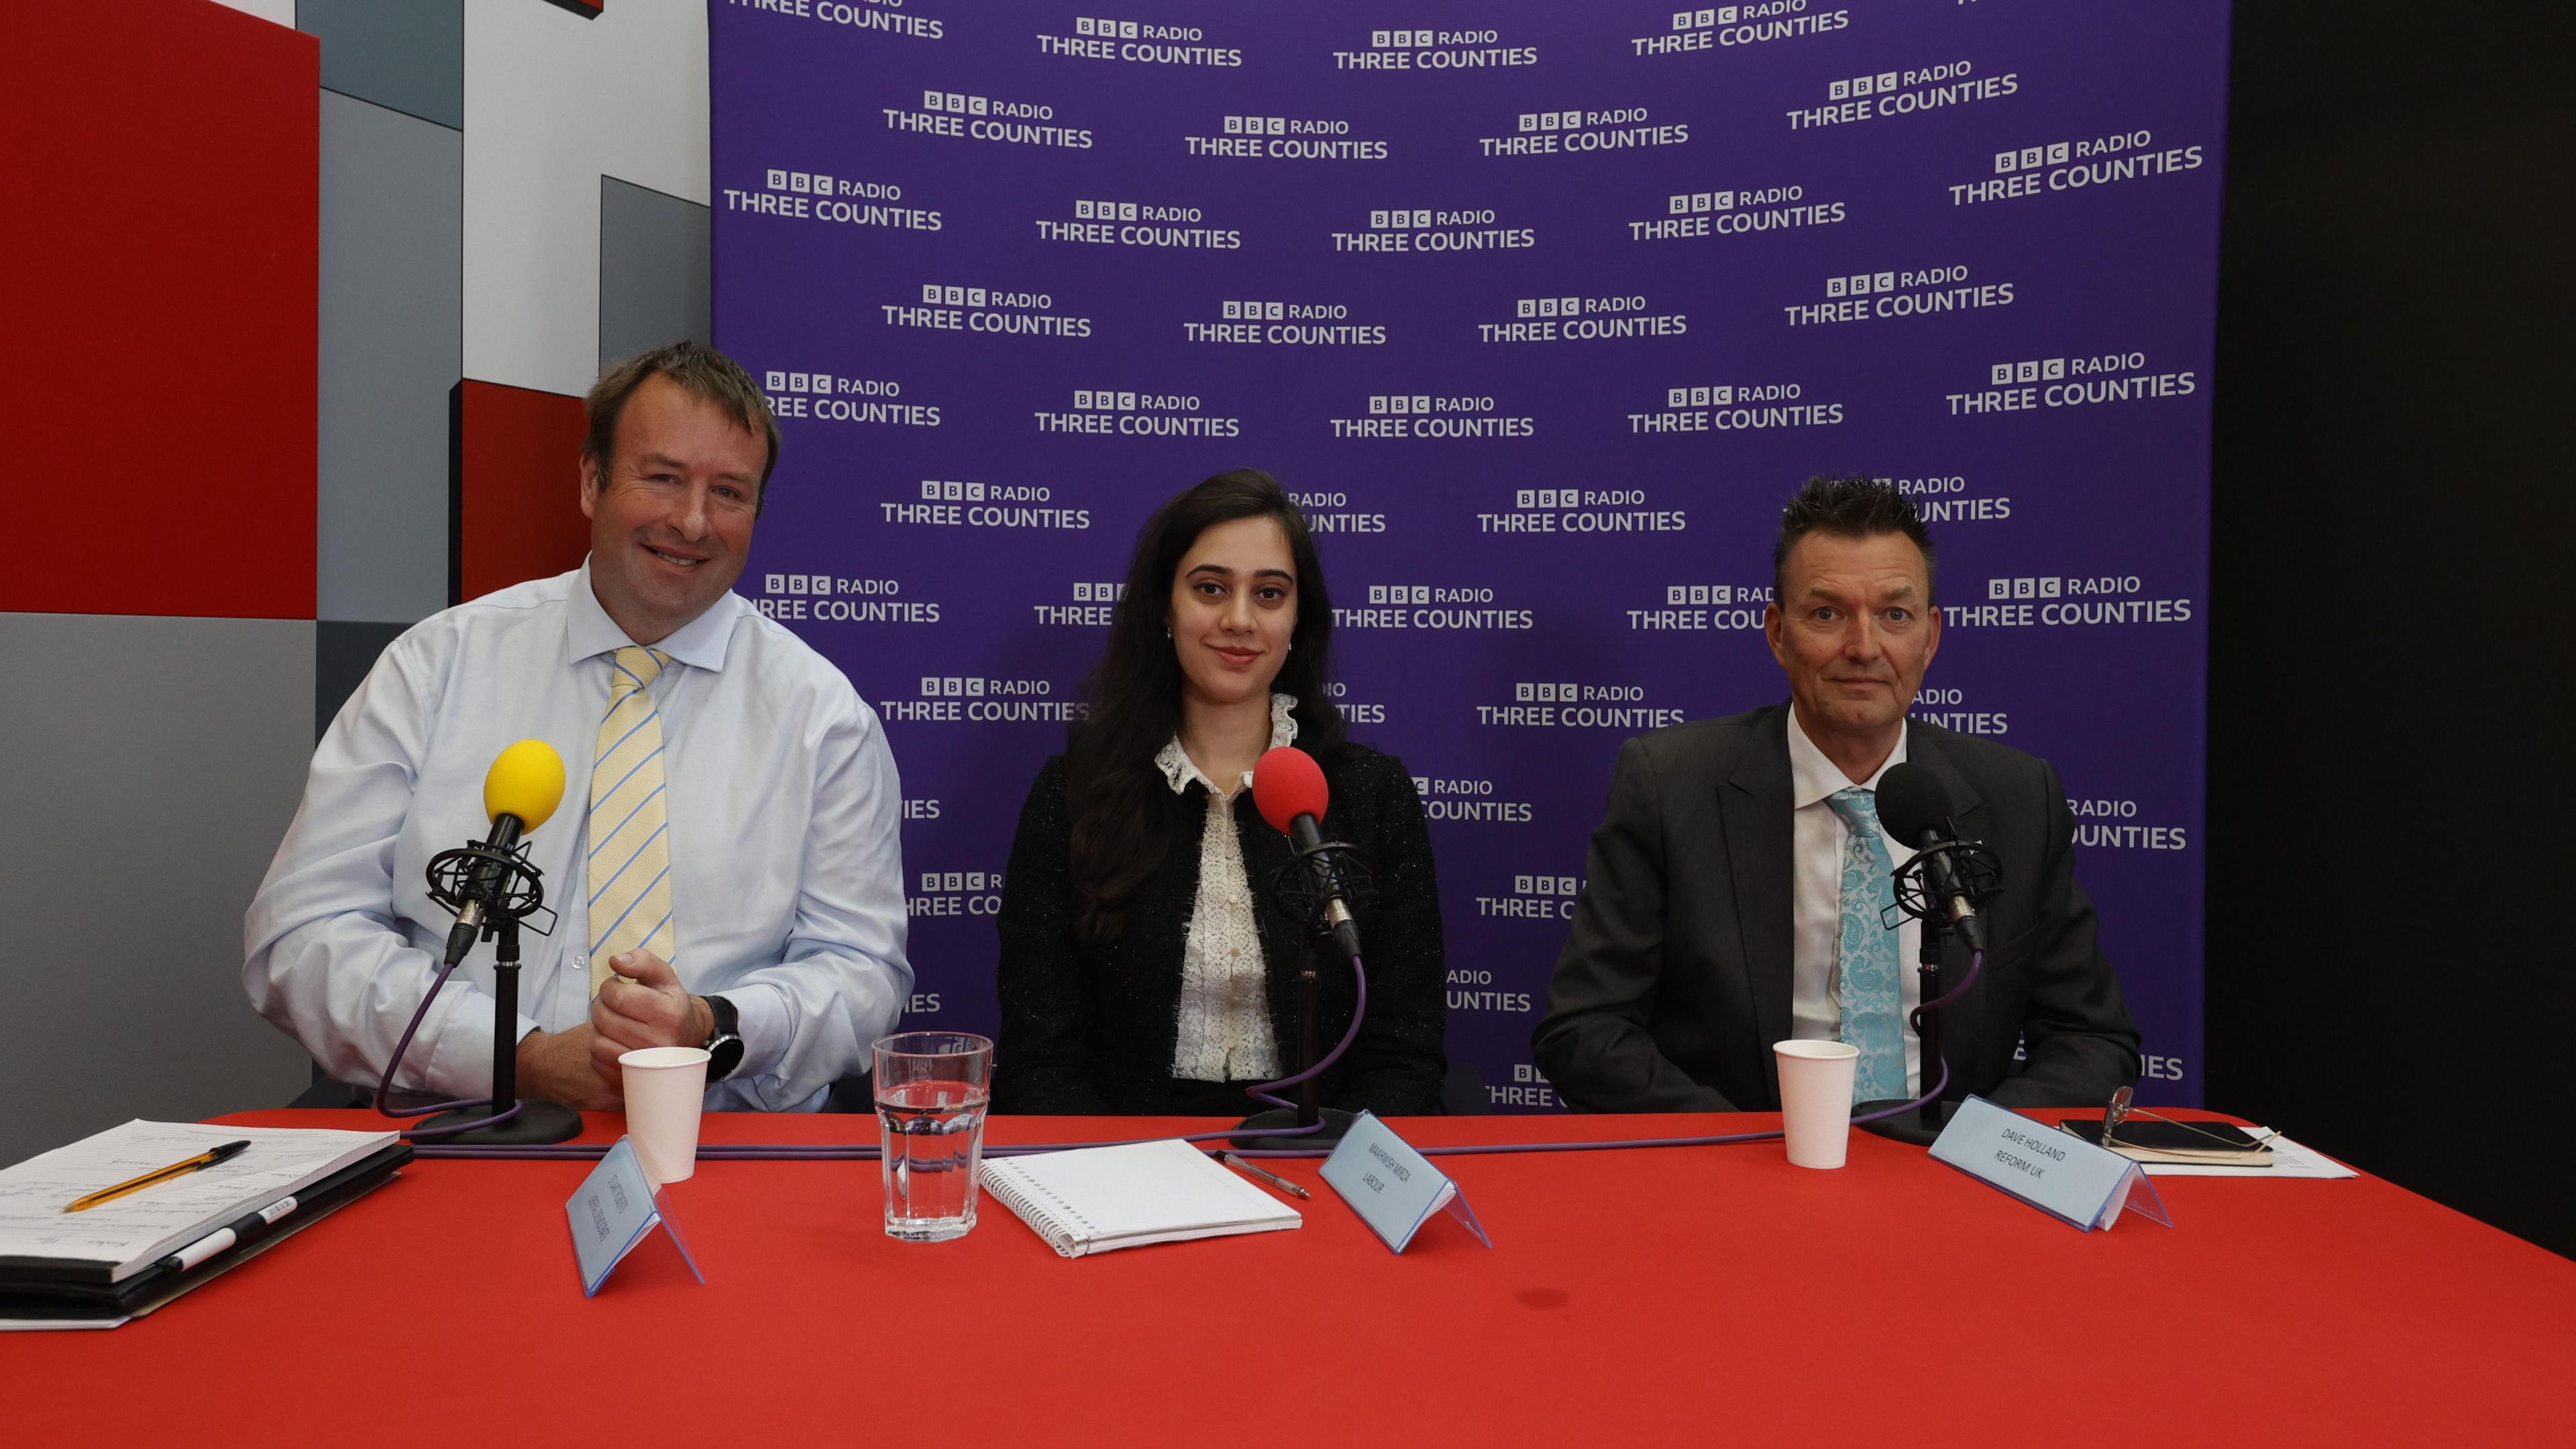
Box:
[1772, 473, 1936, 605]
[583, 341, 782, 511]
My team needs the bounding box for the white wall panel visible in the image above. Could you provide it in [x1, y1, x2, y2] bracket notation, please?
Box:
[213, 0, 296, 27]
[464, 0, 710, 396]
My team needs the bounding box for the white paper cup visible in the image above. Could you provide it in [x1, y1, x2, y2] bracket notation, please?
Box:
[619, 1046, 711, 1184]
[1774, 1040, 1860, 1169]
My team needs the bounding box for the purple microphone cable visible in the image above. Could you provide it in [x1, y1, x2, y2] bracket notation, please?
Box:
[1232, 947, 1989, 1161]
[417, 953, 1376, 1161]
[417, 949, 1984, 1164]
[370, 950, 523, 1140]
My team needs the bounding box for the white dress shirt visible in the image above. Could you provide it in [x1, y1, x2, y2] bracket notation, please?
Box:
[1786, 708, 1924, 1096]
[1155, 693, 1297, 1081]
[244, 561, 913, 1111]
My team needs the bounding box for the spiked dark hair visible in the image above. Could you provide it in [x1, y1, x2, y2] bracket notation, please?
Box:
[1771, 474, 1935, 605]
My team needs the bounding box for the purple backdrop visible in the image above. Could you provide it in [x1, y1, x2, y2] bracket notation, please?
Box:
[710, 1, 2226, 1110]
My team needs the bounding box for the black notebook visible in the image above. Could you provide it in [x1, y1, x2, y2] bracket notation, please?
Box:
[0, 1121, 413, 1330]
[0, 1144, 411, 1328]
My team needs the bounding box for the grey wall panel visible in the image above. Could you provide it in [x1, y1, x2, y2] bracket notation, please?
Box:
[299, 0, 464, 129]
[319, 91, 461, 625]
[599, 176, 711, 373]
[0, 614, 318, 1169]
[317, 619, 408, 740]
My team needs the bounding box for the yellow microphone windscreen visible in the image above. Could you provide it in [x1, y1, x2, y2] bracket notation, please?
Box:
[482, 739, 567, 832]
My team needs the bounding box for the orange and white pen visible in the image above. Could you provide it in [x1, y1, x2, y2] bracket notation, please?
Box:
[62, 1140, 251, 1212]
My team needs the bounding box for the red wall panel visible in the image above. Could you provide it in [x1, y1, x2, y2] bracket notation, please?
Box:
[1, 1, 317, 619]
[451, 380, 594, 604]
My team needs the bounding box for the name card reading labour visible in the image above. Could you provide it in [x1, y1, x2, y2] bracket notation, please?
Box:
[566, 1138, 705, 1297]
[1320, 1112, 1491, 1253]
[1928, 1096, 2171, 1232]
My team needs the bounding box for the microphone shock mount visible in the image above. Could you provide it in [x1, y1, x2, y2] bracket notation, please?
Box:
[1265, 841, 1377, 943]
[403, 835, 577, 1145]
[1884, 839, 2003, 932]
[425, 839, 553, 947]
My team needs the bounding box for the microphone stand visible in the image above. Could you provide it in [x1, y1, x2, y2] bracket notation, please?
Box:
[1231, 822, 1371, 1152]
[1854, 925, 1959, 1145]
[1917, 938, 1945, 1136]
[419, 848, 582, 1145]
[1230, 937, 1359, 1152]
[1858, 833, 1998, 1146]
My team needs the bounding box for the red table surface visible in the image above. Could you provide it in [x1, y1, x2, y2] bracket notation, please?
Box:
[9, 1108, 2570, 1446]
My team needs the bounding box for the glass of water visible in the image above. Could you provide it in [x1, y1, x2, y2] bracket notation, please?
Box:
[873, 1032, 994, 1242]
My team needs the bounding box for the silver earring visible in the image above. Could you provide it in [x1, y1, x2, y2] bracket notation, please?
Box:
[1164, 624, 1172, 639]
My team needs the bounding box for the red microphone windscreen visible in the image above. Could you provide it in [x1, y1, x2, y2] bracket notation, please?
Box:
[1252, 747, 1330, 833]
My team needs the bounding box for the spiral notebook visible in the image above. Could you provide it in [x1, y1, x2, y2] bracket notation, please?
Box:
[980, 1138, 1301, 1258]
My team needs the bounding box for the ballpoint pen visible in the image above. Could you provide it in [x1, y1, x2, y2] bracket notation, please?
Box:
[63, 1140, 252, 1212]
[1220, 1152, 1312, 1199]
[153, 1195, 303, 1275]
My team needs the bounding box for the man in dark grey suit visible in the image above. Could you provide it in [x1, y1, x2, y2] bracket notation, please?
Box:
[1533, 476, 2139, 1113]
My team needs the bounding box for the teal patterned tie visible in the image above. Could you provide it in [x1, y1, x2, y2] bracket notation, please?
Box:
[1824, 787, 1906, 1102]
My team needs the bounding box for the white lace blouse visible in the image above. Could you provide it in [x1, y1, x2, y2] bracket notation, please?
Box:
[1152, 693, 1298, 1081]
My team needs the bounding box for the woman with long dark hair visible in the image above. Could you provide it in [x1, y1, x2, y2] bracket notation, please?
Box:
[991, 469, 1447, 1116]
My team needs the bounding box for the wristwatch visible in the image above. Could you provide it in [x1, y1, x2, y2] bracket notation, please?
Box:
[700, 994, 745, 1082]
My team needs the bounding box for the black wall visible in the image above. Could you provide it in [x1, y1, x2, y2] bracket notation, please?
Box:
[2208, 3, 2573, 1255]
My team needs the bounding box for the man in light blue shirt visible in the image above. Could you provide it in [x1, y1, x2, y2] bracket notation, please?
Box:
[246, 341, 911, 1111]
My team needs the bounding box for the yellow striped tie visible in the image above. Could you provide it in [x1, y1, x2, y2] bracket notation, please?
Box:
[587, 645, 676, 992]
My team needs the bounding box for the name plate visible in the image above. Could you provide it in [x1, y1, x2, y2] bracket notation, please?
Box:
[566, 1137, 706, 1297]
[1929, 1095, 2171, 1232]
[1320, 1112, 1491, 1254]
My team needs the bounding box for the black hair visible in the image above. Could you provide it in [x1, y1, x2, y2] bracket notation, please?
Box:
[1771, 473, 1937, 605]
[1063, 469, 1344, 945]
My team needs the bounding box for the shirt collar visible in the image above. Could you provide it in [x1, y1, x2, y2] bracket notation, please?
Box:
[563, 554, 745, 674]
[1156, 693, 1301, 797]
[1786, 703, 1909, 810]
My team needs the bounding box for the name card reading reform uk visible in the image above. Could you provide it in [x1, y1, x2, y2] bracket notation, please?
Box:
[1320, 1112, 1491, 1254]
[1929, 1095, 2172, 1232]
[566, 1137, 706, 1296]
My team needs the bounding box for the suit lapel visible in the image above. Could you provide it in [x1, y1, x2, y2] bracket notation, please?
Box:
[1718, 709, 1797, 1097]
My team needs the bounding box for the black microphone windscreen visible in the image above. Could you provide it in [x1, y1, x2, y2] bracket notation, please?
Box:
[1872, 762, 1955, 845]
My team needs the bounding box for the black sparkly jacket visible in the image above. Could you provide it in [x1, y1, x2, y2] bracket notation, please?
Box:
[992, 743, 1448, 1116]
